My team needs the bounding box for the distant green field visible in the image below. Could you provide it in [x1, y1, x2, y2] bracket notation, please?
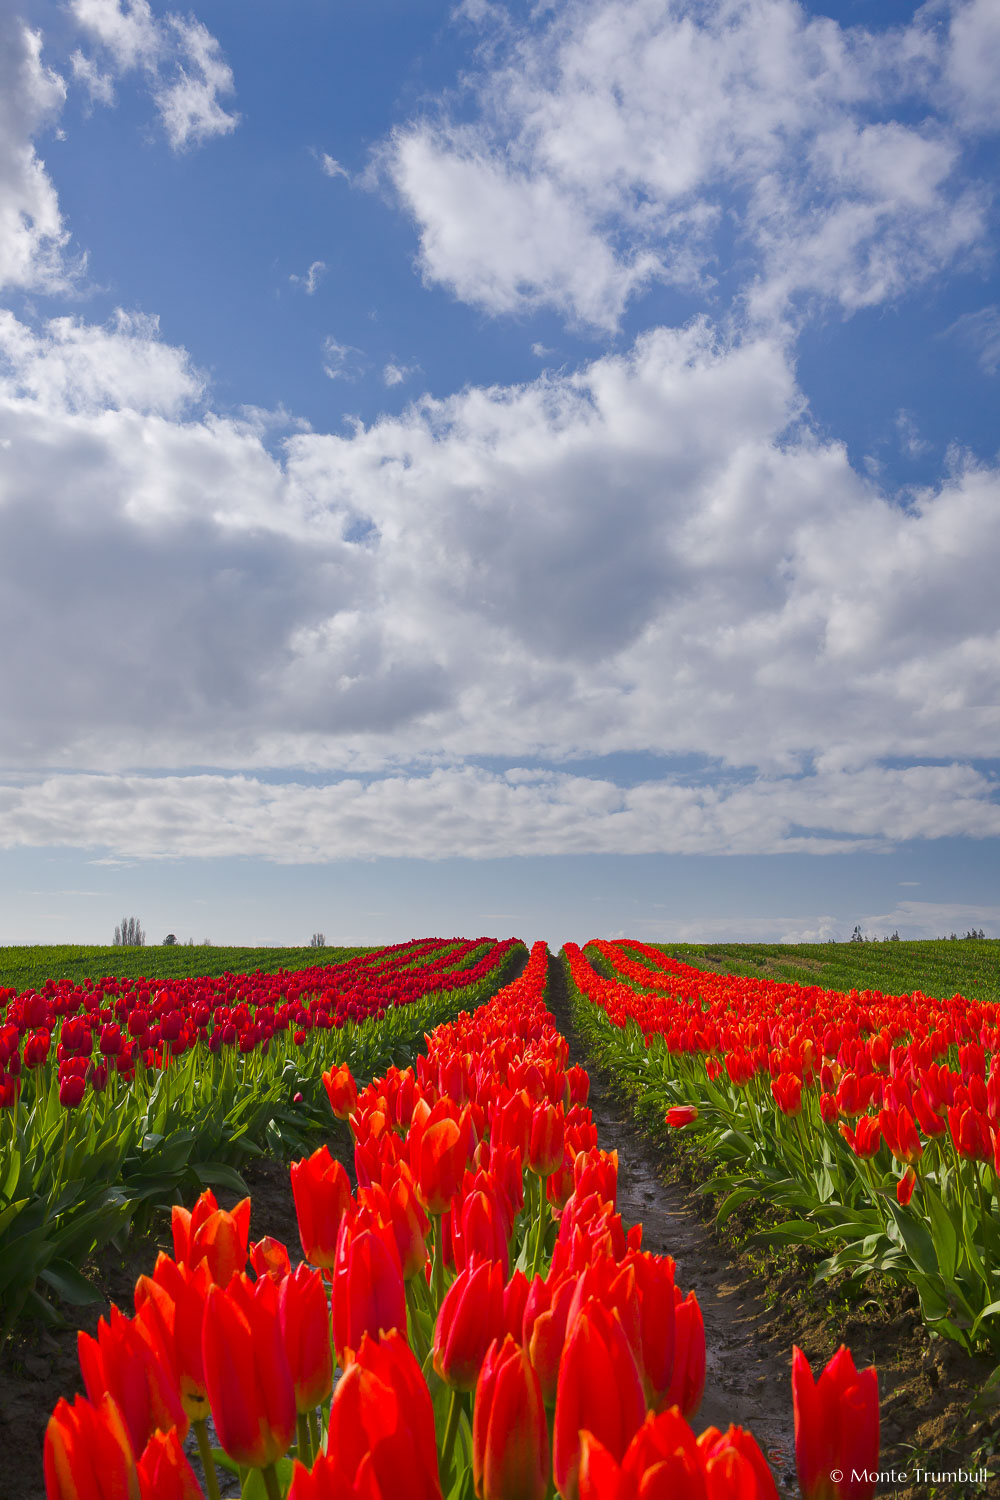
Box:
[0, 944, 375, 994]
[653, 939, 1000, 1004]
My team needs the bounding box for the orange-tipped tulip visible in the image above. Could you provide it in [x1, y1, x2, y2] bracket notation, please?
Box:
[792, 1345, 879, 1500]
[472, 1335, 548, 1500]
[323, 1062, 359, 1120]
[201, 1277, 296, 1470]
[171, 1189, 250, 1286]
[290, 1144, 354, 1270]
[553, 1300, 646, 1500]
[134, 1258, 213, 1425]
[44, 1393, 140, 1500]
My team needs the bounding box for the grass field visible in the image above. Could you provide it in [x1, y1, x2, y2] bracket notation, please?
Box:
[0, 943, 375, 993]
[654, 937, 1000, 1002]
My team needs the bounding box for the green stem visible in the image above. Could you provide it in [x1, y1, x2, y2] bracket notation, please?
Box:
[259, 1465, 283, 1500]
[530, 1177, 550, 1281]
[297, 1411, 313, 1469]
[440, 1387, 464, 1485]
[431, 1213, 445, 1311]
[308, 1407, 323, 1460]
[194, 1419, 222, 1500]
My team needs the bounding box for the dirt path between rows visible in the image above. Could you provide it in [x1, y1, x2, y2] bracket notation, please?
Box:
[546, 953, 800, 1489]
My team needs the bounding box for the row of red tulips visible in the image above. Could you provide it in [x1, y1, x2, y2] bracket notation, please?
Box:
[0, 939, 518, 1107]
[44, 940, 880, 1500]
[567, 940, 1000, 1355]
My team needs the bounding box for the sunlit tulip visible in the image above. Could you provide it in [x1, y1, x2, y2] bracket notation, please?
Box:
[280, 1263, 334, 1412]
[290, 1144, 354, 1269]
[44, 1393, 140, 1500]
[553, 1300, 646, 1500]
[201, 1277, 296, 1470]
[331, 1216, 406, 1363]
[136, 1429, 206, 1500]
[78, 1304, 187, 1456]
[659, 1289, 705, 1420]
[473, 1335, 548, 1500]
[172, 1190, 250, 1286]
[323, 1062, 359, 1119]
[433, 1259, 505, 1391]
[792, 1345, 879, 1500]
[664, 1105, 698, 1127]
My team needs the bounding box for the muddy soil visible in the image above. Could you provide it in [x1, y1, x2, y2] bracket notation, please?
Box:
[545, 955, 1000, 1499]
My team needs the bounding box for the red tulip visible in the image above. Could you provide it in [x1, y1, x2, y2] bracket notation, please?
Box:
[658, 1288, 705, 1420]
[44, 1393, 140, 1500]
[473, 1335, 548, 1500]
[331, 1216, 406, 1363]
[136, 1430, 205, 1500]
[78, 1304, 187, 1456]
[323, 1062, 359, 1120]
[410, 1108, 472, 1215]
[172, 1190, 250, 1286]
[433, 1259, 506, 1392]
[291, 1144, 354, 1269]
[134, 1258, 213, 1424]
[792, 1345, 879, 1500]
[553, 1300, 646, 1500]
[250, 1236, 292, 1283]
[664, 1105, 698, 1128]
[528, 1101, 565, 1177]
[280, 1263, 334, 1412]
[201, 1276, 296, 1469]
[698, 1423, 779, 1500]
[291, 1329, 441, 1500]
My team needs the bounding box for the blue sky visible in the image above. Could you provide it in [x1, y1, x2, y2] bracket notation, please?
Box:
[1, 0, 999, 948]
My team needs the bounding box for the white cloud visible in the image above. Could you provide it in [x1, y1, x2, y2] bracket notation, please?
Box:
[290, 261, 327, 295]
[1, 308, 999, 812]
[384, 0, 994, 330]
[0, 761, 996, 864]
[0, 20, 71, 293]
[322, 335, 363, 381]
[69, 0, 239, 151]
[319, 152, 350, 180]
[382, 361, 417, 387]
[947, 304, 1000, 375]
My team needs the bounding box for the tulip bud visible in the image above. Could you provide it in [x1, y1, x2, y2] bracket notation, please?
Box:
[792, 1345, 879, 1500]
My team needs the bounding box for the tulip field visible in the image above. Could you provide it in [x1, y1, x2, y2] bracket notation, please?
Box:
[565, 940, 1000, 1363]
[1, 934, 997, 1496]
[0, 937, 524, 1357]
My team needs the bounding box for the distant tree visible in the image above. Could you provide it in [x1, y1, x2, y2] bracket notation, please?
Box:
[850, 925, 864, 944]
[113, 916, 145, 947]
[889, 930, 900, 941]
[163, 933, 177, 945]
[965, 928, 985, 940]
[309, 932, 327, 948]
[203, 938, 212, 947]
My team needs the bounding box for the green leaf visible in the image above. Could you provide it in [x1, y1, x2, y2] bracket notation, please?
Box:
[39, 1259, 104, 1306]
[191, 1162, 249, 1194]
[753, 1219, 820, 1246]
[715, 1186, 757, 1226]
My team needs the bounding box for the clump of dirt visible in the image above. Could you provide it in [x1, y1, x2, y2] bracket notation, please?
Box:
[545, 956, 999, 1498]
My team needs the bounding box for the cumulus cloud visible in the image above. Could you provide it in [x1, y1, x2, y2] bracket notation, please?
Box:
[0, 761, 997, 864]
[1, 309, 1000, 808]
[0, 18, 71, 293]
[69, 0, 239, 150]
[384, 0, 994, 330]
